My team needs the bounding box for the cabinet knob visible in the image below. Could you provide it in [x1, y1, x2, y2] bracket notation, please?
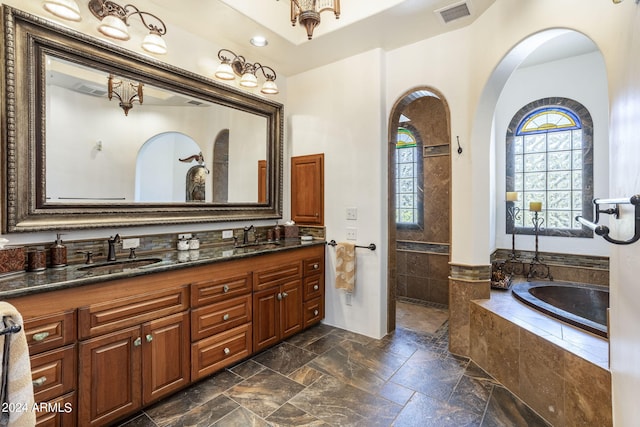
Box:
[146, 334, 153, 343]
[32, 332, 50, 342]
[277, 293, 282, 301]
[223, 314, 230, 321]
[223, 347, 230, 355]
[32, 376, 47, 388]
[134, 337, 142, 347]
[313, 284, 319, 291]
[315, 213, 319, 217]
[223, 284, 230, 293]
[313, 263, 319, 270]
[282, 291, 288, 298]
[314, 310, 319, 316]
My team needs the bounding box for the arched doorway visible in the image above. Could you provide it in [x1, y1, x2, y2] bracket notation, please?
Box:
[387, 88, 452, 332]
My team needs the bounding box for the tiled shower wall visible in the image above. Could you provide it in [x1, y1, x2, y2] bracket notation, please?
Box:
[396, 95, 451, 306]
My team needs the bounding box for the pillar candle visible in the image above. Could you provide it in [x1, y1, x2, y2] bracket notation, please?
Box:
[529, 201, 542, 212]
[506, 192, 518, 201]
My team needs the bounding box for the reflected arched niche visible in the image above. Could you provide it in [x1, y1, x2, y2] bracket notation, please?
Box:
[212, 129, 229, 203]
[135, 132, 203, 202]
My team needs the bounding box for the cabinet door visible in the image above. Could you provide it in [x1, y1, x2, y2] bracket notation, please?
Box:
[291, 153, 324, 225]
[281, 280, 303, 339]
[252, 287, 280, 352]
[79, 327, 141, 426]
[142, 311, 190, 405]
[35, 392, 75, 427]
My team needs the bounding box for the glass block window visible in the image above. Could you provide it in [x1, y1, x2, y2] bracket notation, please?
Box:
[396, 127, 419, 225]
[506, 99, 594, 237]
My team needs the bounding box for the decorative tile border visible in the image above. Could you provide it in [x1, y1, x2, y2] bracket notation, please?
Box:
[397, 240, 449, 254]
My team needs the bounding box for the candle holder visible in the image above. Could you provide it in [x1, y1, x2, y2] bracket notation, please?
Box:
[527, 210, 553, 281]
[502, 202, 525, 276]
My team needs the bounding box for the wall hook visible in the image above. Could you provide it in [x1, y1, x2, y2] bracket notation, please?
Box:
[456, 136, 463, 154]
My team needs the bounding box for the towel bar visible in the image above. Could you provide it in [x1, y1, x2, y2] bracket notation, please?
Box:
[328, 240, 376, 251]
[576, 194, 640, 245]
[0, 316, 21, 336]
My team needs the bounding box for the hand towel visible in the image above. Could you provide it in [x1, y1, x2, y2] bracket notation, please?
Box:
[335, 242, 356, 292]
[0, 302, 35, 427]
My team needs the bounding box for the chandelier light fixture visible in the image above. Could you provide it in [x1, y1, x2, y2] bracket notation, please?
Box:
[108, 74, 143, 116]
[214, 49, 279, 95]
[289, 0, 341, 40]
[43, 0, 168, 55]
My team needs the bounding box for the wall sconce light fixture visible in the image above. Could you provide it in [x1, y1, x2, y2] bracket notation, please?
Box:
[43, 0, 168, 55]
[215, 49, 279, 95]
[288, 0, 341, 40]
[42, 0, 82, 22]
[108, 74, 143, 116]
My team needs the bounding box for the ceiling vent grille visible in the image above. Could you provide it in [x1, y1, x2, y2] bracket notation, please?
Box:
[436, 1, 471, 24]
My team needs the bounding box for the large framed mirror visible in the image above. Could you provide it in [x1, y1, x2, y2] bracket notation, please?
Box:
[1, 6, 283, 232]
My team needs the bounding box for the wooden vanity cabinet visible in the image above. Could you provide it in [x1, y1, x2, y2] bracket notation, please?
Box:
[190, 264, 253, 381]
[77, 285, 190, 426]
[22, 310, 77, 427]
[303, 255, 325, 328]
[5, 243, 325, 427]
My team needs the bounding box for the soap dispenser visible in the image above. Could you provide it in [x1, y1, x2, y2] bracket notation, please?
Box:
[49, 233, 67, 268]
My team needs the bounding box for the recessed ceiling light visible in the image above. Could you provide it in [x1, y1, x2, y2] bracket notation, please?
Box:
[250, 36, 268, 47]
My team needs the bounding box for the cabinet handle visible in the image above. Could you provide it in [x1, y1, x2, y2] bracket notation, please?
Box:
[223, 314, 230, 321]
[146, 334, 153, 343]
[223, 347, 230, 355]
[313, 284, 319, 291]
[32, 332, 50, 342]
[313, 263, 319, 270]
[223, 284, 230, 293]
[32, 376, 47, 388]
[134, 337, 142, 347]
[314, 310, 319, 316]
[282, 291, 288, 298]
[277, 293, 282, 301]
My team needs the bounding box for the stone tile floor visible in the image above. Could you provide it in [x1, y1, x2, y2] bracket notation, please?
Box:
[118, 304, 551, 426]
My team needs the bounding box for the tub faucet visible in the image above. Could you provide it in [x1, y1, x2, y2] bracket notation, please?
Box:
[107, 234, 121, 262]
[242, 225, 254, 245]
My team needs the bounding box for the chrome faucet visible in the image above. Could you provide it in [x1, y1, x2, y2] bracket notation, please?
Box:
[107, 234, 121, 261]
[242, 225, 254, 245]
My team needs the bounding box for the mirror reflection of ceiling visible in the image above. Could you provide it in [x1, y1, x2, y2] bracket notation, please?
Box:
[47, 57, 204, 106]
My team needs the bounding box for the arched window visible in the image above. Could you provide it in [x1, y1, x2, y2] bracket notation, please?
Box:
[396, 126, 421, 226]
[506, 98, 593, 237]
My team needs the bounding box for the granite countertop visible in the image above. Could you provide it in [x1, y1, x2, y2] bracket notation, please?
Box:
[0, 239, 326, 299]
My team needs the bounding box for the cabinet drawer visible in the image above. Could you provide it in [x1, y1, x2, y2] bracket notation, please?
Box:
[304, 297, 324, 328]
[191, 323, 252, 380]
[30, 344, 76, 403]
[191, 294, 252, 341]
[35, 391, 76, 427]
[253, 261, 301, 292]
[303, 275, 323, 301]
[78, 286, 189, 339]
[24, 310, 76, 356]
[190, 272, 252, 307]
[303, 256, 323, 276]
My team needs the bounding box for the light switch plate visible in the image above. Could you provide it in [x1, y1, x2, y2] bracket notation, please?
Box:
[222, 230, 234, 239]
[346, 228, 357, 240]
[346, 207, 358, 220]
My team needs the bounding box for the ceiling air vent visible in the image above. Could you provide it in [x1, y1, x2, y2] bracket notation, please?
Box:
[73, 83, 107, 97]
[436, 1, 472, 24]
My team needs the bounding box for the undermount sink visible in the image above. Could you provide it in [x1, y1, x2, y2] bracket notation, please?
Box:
[78, 258, 163, 274]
